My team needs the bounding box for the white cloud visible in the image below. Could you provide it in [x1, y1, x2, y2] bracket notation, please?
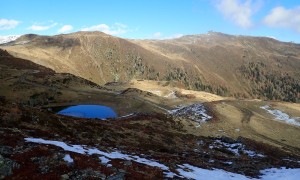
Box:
[28, 22, 57, 31]
[58, 25, 73, 33]
[114, 22, 127, 28]
[215, 0, 261, 28]
[266, 36, 277, 40]
[0, 18, 20, 30]
[82, 24, 109, 31]
[263, 6, 300, 33]
[152, 32, 183, 40]
[81, 23, 128, 35]
[166, 33, 184, 39]
[153, 32, 162, 38]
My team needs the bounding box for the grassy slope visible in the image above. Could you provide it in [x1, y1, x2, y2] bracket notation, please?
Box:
[2, 31, 300, 102]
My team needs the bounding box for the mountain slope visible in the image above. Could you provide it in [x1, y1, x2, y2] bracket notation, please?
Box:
[1, 31, 300, 102]
[1, 43, 300, 179]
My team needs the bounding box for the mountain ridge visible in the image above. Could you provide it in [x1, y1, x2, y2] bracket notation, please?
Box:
[1, 31, 300, 102]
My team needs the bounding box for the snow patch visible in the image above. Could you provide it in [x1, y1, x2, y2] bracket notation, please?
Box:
[117, 113, 135, 119]
[25, 138, 86, 154]
[177, 164, 300, 180]
[25, 137, 173, 177]
[261, 105, 300, 126]
[209, 159, 215, 163]
[260, 167, 300, 180]
[168, 104, 186, 114]
[147, 90, 162, 96]
[164, 91, 177, 99]
[169, 103, 212, 126]
[25, 137, 299, 179]
[177, 164, 250, 180]
[223, 161, 233, 165]
[99, 156, 110, 164]
[209, 139, 265, 157]
[63, 154, 74, 163]
[0, 35, 21, 44]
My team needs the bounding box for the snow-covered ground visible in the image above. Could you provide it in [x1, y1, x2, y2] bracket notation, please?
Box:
[24, 137, 176, 177]
[209, 139, 265, 158]
[0, 35, 21, 44]
[145, 89, 177, 99]
[99, 156, 110, 164]
[177, 164, 250, 180]
[176, 164, 300, 180]
[63, 154, 74, 163]
[24, 137, 300, 179]
[147, 90, 162, 96]
[259, 167, 300, 180]
[261, 105, 300, 126]
[116, 113, 135, 119]
[164, 91, 177, 99]
[169, 103, 212, 126]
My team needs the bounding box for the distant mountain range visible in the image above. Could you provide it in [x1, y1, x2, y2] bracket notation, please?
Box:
[1, 31, 299, 102]
[0, 35, 21, 44]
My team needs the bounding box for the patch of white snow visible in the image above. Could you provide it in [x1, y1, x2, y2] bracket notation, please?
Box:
[99, 156, 111, 164]
[260, 167, 300, 180]
[63, 154, 74, 163]
[25, 137, 173, 177]
[177, 164, 251, 180]
[210, 139, 265, 157]
[261, 105, 300, 126]
[25, 137, 299, 179]
[164, 91, 177, 99]
[177, 164, 300, 180]
[117, 113, 135, 119]
[147, 90, 162, 96]
[24, 138, 86, 154]
[169, 103, 212, 126]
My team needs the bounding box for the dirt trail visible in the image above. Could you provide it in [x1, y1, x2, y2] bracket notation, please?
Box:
[240, 107, 253, 123]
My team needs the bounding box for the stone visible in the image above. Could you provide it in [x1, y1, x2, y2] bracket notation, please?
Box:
[0, 155, 20, 177]
[107, 172, 125, 180]
[0, 146, 13, 155]
[221, 136, 236, 144]
[61, 174, 69, 180]
[69, 169, 106, 179]
[124, 160, 132, 166]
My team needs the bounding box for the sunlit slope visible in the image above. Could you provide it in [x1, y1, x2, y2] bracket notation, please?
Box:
[2, 31, 300, 102]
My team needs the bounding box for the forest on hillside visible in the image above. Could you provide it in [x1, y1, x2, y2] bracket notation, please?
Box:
[239, 62, 300, 103]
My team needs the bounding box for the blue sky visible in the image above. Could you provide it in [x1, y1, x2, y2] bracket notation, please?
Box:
[1, 0, 300, 43]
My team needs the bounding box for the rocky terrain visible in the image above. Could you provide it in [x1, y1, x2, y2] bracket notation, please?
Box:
[1, 102, 299, 179]
[0, 36, 300, 179]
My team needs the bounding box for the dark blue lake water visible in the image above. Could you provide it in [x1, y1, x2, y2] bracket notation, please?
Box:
[57, 105, 117, 119]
